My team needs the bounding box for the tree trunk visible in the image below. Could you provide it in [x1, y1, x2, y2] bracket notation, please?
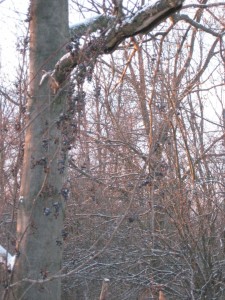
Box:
[99, 278, 110, 300]
[7, 1, 69, 299]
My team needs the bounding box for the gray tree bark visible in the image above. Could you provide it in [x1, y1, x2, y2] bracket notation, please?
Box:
[7, 1, 69, 299]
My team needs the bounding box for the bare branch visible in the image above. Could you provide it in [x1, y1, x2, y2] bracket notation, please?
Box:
[183, 2, 225, 9]
[174, 13, 221, 37]
[50, 0, 184, 89]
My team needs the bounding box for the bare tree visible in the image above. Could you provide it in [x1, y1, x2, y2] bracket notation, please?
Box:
[61, 1, 225, 299]
[1, 0, 225, 299]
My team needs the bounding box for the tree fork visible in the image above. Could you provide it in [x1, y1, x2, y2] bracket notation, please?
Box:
[4, 0, 186, 299]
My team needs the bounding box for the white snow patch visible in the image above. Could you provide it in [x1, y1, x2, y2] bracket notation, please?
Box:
[70, 15, 100, 29]
[0, 245, 16, 270]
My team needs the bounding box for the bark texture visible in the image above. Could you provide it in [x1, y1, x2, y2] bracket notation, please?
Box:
[7, 1, 69, 299]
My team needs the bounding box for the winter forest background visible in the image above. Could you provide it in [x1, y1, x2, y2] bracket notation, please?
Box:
[0, 0, 225, 299]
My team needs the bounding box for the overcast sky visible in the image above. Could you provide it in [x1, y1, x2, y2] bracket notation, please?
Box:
[0, 0, 29, 80]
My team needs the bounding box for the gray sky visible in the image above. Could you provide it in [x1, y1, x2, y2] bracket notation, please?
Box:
[0, 0, 29, 79]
